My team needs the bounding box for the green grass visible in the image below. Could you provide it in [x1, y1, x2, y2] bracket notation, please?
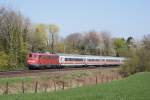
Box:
[0, 72, 150, 100]
[62, 70, 92, 79]
[0, 77, 33, 84]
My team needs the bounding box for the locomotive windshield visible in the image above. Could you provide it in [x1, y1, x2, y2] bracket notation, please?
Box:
[28, 53, 38, 58]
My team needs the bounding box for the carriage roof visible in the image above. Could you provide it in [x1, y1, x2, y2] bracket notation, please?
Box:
[57, 53, 124, 60]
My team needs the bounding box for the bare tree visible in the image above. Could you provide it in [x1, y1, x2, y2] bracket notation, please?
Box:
[101, 32, 112, 56]
[143, 34, 150, 50]
[48, 24, 59, 53]
[65, 33, 82, 53]
[82, 31, 101, 55]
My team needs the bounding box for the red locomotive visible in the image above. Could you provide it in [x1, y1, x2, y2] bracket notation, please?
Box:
[27, 52, 124, 69]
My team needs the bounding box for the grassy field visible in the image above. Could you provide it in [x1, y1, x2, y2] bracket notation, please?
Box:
[0, 68, 117, 84]
[0, 72, 149, 100]
[0, 77, 33, 84]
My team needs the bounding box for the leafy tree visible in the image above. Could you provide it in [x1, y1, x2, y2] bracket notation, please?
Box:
[120, 34, 150, 76]
[29, 24, 48, 51]
[126, 36, 135, 49]
[55, 38, 65, 53]
[0, 7, 31, 69]
[113, 38, 127, 57]
[0, 51, 9, 70]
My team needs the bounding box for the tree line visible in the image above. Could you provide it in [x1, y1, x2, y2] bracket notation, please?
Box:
[0, 6, 150, 73]
[0, 7, 60, 70]
[120, 35, 150, 76]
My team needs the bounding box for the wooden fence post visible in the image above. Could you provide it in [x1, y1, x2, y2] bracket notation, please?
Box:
[54, 81, 56, 91]
[95, 76, 98, 84]
[22, 80, 25, 93]
[62, 81, 65, 90]
[4, 82, 9, 94]
[44, 83, 47, 92]
[111, 73, 114, 81]
[112, 72, 115, 80]
[106, 75, 109, 82]
[117, 73, 119, 79]
[35, 81, 38, 93]
[107, 74, 109, 82]
[101, 75, 103, 83]
[69, 80, 72, 88]
[77, 79, 79, 87]
[83, 77, 86, 86]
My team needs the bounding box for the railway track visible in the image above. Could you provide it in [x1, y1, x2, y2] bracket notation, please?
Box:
[0, 67, 106, 78]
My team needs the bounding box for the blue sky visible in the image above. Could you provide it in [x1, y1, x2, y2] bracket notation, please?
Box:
[0, 0, 150, 39]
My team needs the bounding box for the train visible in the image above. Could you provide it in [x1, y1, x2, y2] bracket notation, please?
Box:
[26, 52, 125, 69]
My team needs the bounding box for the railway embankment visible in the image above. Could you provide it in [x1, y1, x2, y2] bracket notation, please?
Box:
[0, 72, 149, 100]
[0, 67, 121, 94]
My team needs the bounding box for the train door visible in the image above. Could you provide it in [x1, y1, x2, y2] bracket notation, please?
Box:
[59, 56, 64, 64]
[83, 57, 87, 67]
[38, 55, 43, 65]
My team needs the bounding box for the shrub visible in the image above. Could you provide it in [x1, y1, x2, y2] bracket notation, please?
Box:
[0, 51, 9, 70]
[120, 48, 150, 76]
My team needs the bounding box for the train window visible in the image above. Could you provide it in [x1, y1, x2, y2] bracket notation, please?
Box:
[106, 59, 110, 62]
[88, 59, 98, 61]
[69, 58, 72, 61]
[65, 58, 83, 61]
[65, 58, 69, 61]
[29, 54, 32, 58]
[39, 55, 48, 59]
[29, 54, 38, 58]
[96, 59, 99, 61]
[77, 58, 83, 61]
